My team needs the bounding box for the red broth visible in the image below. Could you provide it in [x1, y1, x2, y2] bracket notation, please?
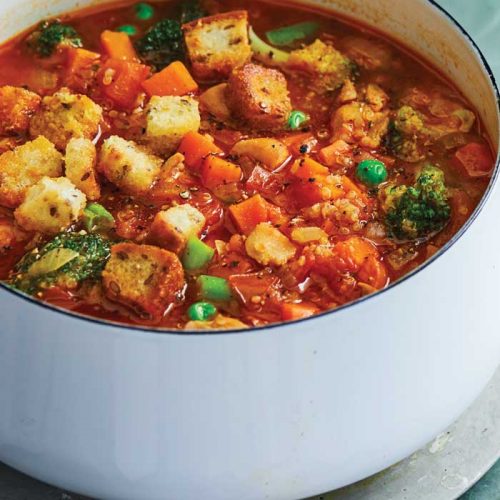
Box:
[0, 0, 494, 329]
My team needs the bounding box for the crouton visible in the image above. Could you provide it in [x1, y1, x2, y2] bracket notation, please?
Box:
[245, 222, 296, 266]
[287, 39, 352, 92]
[30, 88, 103, 150]
[14, 177, 86, 234]
[65, 138, 100, 200]
[143, 96, 201, 155]
[148, 204, 206, 254]
[0, 86, 41, 135]
[183, 11, 251, 81]
[185, 314, 248, 330]
[0, 136, 63, 208]
[102, 242, 185, 321]
[226, 64, 292, 131]
[98, 136, 163, 195]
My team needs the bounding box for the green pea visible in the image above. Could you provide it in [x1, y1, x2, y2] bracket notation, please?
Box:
[135, 2, 154, 21]
[288, 110, 308, 130]
[356, 159, 388, 186]
[188, 302, 217, 321]
[117, 25, 138, 36]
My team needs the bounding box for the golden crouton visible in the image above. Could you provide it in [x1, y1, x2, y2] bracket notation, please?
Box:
[183, 11, 251, 81]
[0, 136, 63, 208]
[185, 314, 248, 330]
[102, 242, 185, 321]
[14, 177, 86, 234]
[0, 86, 41, 135]
[245, 222, 296, 266]
[143, 96, 201, 156]
[148, 204, 206, 254]
[65, 138, 100, 200]
[98, 136, 163, 195]
[287, 39, 352, 92]
[30, 88, 103, 150]
[226, 64, 292, 131]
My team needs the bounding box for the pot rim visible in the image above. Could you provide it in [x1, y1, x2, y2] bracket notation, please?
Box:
[1, 0, 499, 336]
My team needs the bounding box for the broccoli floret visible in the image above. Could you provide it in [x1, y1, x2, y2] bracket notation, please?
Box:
[27, 20, 83, 58]
[386, 105, 428, 163]
[381, 165, 451, 241]
[136, 19, 184, 70]
[179, 0, 207, 24]
[10, 232, 111, 295]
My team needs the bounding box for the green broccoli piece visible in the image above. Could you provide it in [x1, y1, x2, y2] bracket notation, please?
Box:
[10, 232, 111, 295]
[179, 0, 207, 24]
[381, 165, 451, 241]
[27, 20, 83, 58]
[135, 1, 206, 70]
[136, 19, 184, 70]
[386, 105, 428, 163]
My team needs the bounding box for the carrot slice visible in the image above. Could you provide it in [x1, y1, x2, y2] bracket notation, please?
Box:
[229, 194, 280, 235]
[99, 59, 150, 109]
[178, 131, 223, 172]
[281, 302, 319, 321]
[101, 30, 138, 61]
[142, 61, 198, 97]
[290, 157, 330, 181]
[201, 156, 242, 190]
[64, 48, 100, 93]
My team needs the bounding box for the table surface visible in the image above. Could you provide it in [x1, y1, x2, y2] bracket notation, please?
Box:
[1, 0, 500, 498]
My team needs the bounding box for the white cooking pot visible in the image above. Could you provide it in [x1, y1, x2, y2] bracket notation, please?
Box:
[0, 1, 499, 499]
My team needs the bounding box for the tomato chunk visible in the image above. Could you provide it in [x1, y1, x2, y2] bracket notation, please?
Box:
[454, 142, 494, 177]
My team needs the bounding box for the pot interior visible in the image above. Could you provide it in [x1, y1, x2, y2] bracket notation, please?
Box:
[0, 0, 497, 148]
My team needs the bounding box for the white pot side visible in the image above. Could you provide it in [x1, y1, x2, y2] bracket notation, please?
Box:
[0, 1, 499, 499]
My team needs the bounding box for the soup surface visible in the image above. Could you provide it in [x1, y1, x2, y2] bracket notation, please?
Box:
[0, 0, 494, 330]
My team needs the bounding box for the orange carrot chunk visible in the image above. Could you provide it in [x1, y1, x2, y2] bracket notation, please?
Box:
[201, 156, 242, 190]
[101, 30, 138, 61]
[99, 59, 150, 109]
[142, 61, 198, 97]
[178, 131, 223, 172]
[281, 302, 319, 321]
[290, 157, 330, 181]
[229, 194, 280, 235]
[64, 48, 101, 93]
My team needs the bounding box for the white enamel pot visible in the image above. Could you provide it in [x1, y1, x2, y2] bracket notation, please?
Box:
[0, 1, 499, 499]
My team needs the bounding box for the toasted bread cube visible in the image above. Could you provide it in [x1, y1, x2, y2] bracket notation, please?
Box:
[226, 64, 292, 131]
[288, 39, 352, 92]
[245, 222, 296, 266]
[30, 88, 103, 150]
[14, 177, 86, 234]
[0, 86, 41, 135]
[144, 96, 201, 156]
[65, 138, 100, 200]
[183, 11, 251, 81]
[148, 204, 206, 254]
[0, 136, 63, 208]
[102, 242, 185, 321]
[98, 136, 163, 195]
